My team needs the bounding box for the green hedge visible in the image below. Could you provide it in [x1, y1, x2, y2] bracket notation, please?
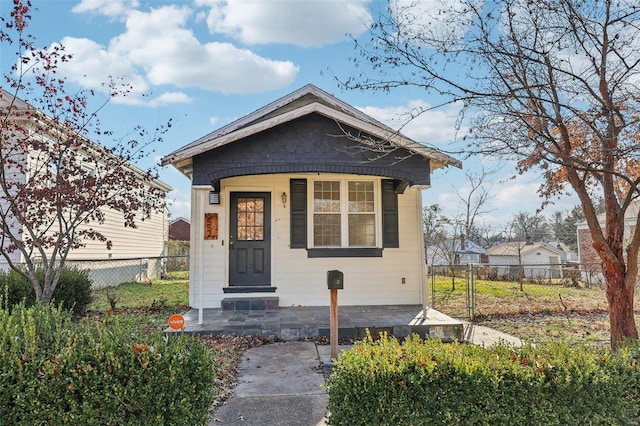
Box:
[327, 333, 640, 425]
[0, 304, 215, 425]
[0, 267, 92, 316]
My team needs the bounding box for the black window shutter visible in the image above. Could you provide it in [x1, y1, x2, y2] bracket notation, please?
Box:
[290, 179, 307, 248]
[381, 179, 399, 248]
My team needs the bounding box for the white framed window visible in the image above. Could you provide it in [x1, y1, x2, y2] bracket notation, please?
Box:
[312, 179, 377, 248]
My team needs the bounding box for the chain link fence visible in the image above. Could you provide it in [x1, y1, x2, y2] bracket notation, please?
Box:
[63, 255, 189, 289]
[429, 262, 618, 320]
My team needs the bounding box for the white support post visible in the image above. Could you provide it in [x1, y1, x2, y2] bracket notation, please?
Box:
[417, 190, 428, 319]
[198, 189, 206, 325]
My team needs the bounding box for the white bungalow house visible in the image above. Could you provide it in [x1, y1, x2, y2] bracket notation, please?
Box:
[487, 240, 566, 279]
[161, 84, 461, 309]
[0, 89, 172, 286]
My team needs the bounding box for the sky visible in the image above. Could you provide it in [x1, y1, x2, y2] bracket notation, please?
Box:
[2, 0, 581, 235]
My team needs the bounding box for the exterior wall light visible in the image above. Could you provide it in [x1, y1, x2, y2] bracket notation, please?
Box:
[209, 191, 220, 204]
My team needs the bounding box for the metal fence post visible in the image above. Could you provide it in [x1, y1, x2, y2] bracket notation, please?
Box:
[466, 264, 476, 321]
[430, 269, 436, 309]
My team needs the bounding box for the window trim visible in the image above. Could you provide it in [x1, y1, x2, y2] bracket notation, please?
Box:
[307, 247, 383, 258]
[309, 178, 380, 249]
[289, 178, 400, 257]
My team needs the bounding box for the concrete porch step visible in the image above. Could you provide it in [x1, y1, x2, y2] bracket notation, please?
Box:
[221, 296, 279, 311]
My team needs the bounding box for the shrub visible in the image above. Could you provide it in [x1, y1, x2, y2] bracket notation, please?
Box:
[0, 303, 215, 425]
[327, 333, 640, 425]
[0, 269, 35, 309]
[0, 267, 92, 316]
[49, 267, 92, 316]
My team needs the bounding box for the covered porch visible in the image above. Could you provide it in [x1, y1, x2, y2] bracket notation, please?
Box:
[174, 304, 464, 342]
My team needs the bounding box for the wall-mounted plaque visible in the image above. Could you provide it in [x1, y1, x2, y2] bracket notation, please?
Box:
[204, 213, 218, 240]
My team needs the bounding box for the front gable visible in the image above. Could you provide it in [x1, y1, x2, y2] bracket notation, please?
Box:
[192, 113, 431, 187]
[162, 84, 461, 308]
[162, 84, 460, 178]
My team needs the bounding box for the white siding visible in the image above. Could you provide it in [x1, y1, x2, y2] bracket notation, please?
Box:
[190, 187, 226, 308]
[191, 174, 426, 308]
[0, 132, 28, 269]
[0, 93, 171, 274]
[64, 206, 168, 260]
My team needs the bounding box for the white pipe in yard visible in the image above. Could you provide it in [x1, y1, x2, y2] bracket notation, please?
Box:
[199, 189, 205, 325]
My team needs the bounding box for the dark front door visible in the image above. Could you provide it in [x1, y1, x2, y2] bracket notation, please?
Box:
[229, 192, 271, 287]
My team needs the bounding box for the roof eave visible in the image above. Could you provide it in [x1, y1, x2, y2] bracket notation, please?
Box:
[162, 102, 461, 171]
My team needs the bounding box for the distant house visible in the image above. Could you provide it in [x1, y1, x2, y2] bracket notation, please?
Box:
[427, 235, 488, 266]
[161, 84, 461, 309]
[487, 240, 566, 279]
[169, 217, 191, 241]
[0, 89, 172, 285]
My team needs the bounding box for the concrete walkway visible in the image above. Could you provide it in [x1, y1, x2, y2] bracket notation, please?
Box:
[209, 326, 521, 425]
[210, 342, 329, 425]
[463, 322, 523, 348]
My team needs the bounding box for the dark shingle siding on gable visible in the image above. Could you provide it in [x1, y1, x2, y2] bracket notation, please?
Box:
[192, 113, 431, 186]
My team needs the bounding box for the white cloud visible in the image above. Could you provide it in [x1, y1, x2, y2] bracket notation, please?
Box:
[490, 172, 579, 219]
[49, 4, 299, 105]
[424, 166, 581, 232]
[72, 0, 139, 18]
[390, 0, 476, 48]
[147, 92, 193, 107]
[493, 178, 541, 211]
[197, 0, 371, 47]
[209, 116, 219, 127]
[358, 100, 467, 145]
[55, 37, 150, 102]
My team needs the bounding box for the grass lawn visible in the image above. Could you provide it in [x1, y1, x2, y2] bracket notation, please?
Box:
[475, 311, 630, 347]
[429, 274, 640, 347]
[431, 275, 611, 317]
[90, 270, 189, 311]
[87, 271, 191, 334]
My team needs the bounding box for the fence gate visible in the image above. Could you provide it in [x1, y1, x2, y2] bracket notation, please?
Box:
[428, 264, 475, 320]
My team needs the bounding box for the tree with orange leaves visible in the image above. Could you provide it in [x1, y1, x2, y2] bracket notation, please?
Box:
[344, 0, 640, 349]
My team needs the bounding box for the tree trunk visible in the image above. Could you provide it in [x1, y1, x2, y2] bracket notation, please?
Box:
[605, 267, 638, 349]
[450, 267, 455, 291]
[31, 276, 53, 304]
[39, 289, 53, 304]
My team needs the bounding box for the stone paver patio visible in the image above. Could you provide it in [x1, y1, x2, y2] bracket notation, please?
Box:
[172, 305, 464, 341]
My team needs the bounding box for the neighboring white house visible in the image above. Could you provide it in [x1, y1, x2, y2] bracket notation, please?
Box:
[0, 89, 172, 286]
[161, 84, 461, 309]
[427, 235, 488, 266]
[487, 240, 566, 279]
